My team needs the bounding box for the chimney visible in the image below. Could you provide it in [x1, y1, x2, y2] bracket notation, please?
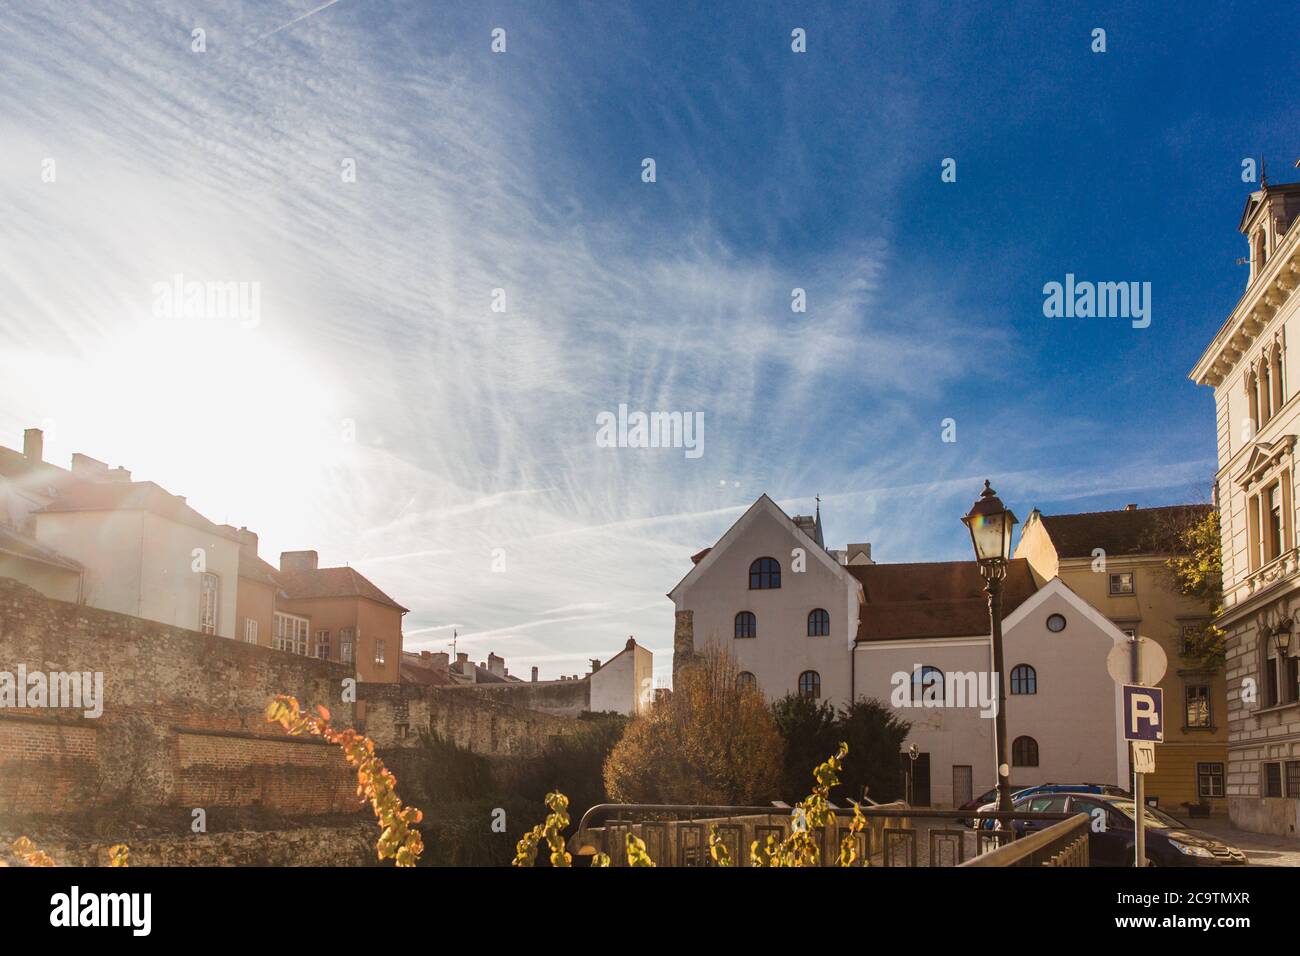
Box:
[238, 527, 259, 558]
[70, 453, 110, 481]
[1124, 504, 1137, 511]
[625, 636, 636, 650]
[104, 466, 131, 482]
[487, 652, 506, 678]
[280, 550, 319, 572]
[430, 651, 449, 668]
[456, 652, 468, 665]
[589, 658, 602, 673]
[531, 666, 538, 682]
[22, 428, 43, 463]
[847, 542, 874, 565]
[419, 650, 432, 661]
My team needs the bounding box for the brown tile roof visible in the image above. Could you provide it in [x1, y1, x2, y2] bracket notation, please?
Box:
[690, 547, 712, 565]
[849, 559, 1038, 643]
[238, 550, 282, 588]
[1037, 504, 1213, 559]
[34, 480, 242, 541]
[276, 566, 409, 612]
[399, 654, 457, 687]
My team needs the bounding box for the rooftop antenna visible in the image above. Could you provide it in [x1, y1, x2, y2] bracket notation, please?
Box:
[448, 629, 458, 658]
[1261, 156, 1269, 188]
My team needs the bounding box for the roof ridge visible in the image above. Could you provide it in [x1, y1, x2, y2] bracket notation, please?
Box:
[1040, 503, 1211, 519]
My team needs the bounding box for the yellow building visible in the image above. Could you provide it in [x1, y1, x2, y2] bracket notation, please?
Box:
[1016, 504, 1228, 816]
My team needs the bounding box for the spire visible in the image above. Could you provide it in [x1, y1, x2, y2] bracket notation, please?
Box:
[814, 494, 824, 548]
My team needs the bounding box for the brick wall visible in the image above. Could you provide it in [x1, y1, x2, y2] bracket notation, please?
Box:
[0, 578, 359, 817]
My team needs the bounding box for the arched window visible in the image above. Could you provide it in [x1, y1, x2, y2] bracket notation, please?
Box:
[749, 557, 781, 589]
[734, 611, 756, 639]
[1012, 736, 1039, 767]
[1271, 344, 1286, 410]
[738, 671, 757, 690]
[912, 665, 943, 704]
[1010, 664, 1037, 695]
[798, 670, 821, 700]
[1261, 359, 1273, 424]
[1247, 370, 1260, 432]
[807, 608, 830, 637]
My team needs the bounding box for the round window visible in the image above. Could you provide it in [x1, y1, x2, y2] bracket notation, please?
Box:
[1046, 613, 1067, 633]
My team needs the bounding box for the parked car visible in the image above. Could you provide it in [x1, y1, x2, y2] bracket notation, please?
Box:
[1004, 792, 1247, 866]
[968, 783, 1131, 829]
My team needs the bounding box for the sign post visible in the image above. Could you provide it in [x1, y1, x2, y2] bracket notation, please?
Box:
[1108, 636, 1166, 868]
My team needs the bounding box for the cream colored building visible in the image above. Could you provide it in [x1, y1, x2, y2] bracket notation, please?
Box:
[1016, 505, 1227, 816]
[1190, 179, 1300, 835]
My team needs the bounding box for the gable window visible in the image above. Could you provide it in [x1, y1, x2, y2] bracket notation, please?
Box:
[798, 670, 821, 700]
[1185, 683, 1212, 728]
[1108, 572, 1135, 595]
[1010, 664, 1037, 695]
[1197, 762, 1225, 799]
[749, 557, 781, 590]
[912, 665, 943, 704]
[315, 629, 331, 661]
[807, 608, 830, 637]
[734, 611, 757, 639]
[1012, 735, 1039, 767]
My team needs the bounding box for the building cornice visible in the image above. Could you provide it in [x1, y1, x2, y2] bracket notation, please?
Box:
[1190, 226, 1300, 388]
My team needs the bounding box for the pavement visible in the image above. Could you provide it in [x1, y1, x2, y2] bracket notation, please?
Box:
[1191, 816, 1300, 867]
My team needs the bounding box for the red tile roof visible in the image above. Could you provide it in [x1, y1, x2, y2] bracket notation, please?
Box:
[849, 559, 1038, 642]
[276, 566, 409, 612]
[1037, 504, 1212, 559]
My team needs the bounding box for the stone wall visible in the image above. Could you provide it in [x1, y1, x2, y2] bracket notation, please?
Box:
[360, 681, 583, 755]
[0, 577, 359, 817]
[437, 678, 592, 718]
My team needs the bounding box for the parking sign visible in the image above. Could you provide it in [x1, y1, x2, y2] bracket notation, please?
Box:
[1122, 684, 1163, 742]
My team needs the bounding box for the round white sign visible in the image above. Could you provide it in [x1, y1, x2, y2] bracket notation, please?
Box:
[1106, 637, 1168, 686]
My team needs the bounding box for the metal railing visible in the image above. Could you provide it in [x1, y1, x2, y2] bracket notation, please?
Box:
[572, 803, 1082, 867]
[959, 812, 1090, 867]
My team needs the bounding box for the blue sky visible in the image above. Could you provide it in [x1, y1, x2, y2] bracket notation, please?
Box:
[1, 1, 1294, 685]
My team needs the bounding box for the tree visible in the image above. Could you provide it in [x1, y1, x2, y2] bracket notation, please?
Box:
[1159, 507, 1226, 667]
[772, 693, 910, 803]
[771, 692, 838, 800]
[603, 647, 782, 805]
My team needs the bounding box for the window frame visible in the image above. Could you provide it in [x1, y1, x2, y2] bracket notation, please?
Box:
[748, 556, 781, 590]
[1197, 761, 1225, 799]
[734, 611, 757, 639]
[807, 608, 830, 637]
[199, 571, 220, 635]
[1009, 663, 1037, 695]
[797, 670, 821, 700]
[1011, 735, 1039, 768]
[1108, 571, 1135, 596]
[1184, 682, 1212, 729]
[911, 665, 944, 704]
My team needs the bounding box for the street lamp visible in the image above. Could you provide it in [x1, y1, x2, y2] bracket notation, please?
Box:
[1271, 619, 1292, 660]
[962, 480, 1019, 814]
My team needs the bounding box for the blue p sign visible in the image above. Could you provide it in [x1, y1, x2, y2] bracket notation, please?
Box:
[1123, 684, 1163, 742]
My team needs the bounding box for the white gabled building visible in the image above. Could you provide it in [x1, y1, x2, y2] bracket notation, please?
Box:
[671, 494, 1133, 807]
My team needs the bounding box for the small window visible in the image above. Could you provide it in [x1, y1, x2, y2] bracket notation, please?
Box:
[199, 572, 220, 635]
[1288, 761, 1300, 798]
[798, 670, 820, 700]
[912, 665, 943, 704]
[1185, 684, 1211, 728]
[1179, 623, 1204, 656]
[315, 629, 331, 661]
[734, 611, 757, 639]
[738, 671, 757, 690]
[1264, 762, 1283, 798]
[375, 639, 386, 666]
[340, 627, 355, 664]
[1197, 762, 1225, 798]
[1010, 664, 1037, 695]
[1012, 736, 1039, 767]
[807, 608, 830, 637]
[1108, 572, 1135, 595]
[243, 618, 258, 644]
[1045, 613, 1066, 633]
[395, 723, 410, 739]
[749, 557, 781, 589]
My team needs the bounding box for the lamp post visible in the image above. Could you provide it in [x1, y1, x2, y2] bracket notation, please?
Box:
[962, 480, 1019, 814]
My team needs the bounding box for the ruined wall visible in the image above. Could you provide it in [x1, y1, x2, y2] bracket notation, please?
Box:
[436, 678, 592, 718]
[0, 578, 359, 818]
[360, 681, 584, 755]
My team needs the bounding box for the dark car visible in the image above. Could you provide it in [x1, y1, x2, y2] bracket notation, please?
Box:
[968, 783, 1130, 829]
[1006, 792, 1247, 867]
